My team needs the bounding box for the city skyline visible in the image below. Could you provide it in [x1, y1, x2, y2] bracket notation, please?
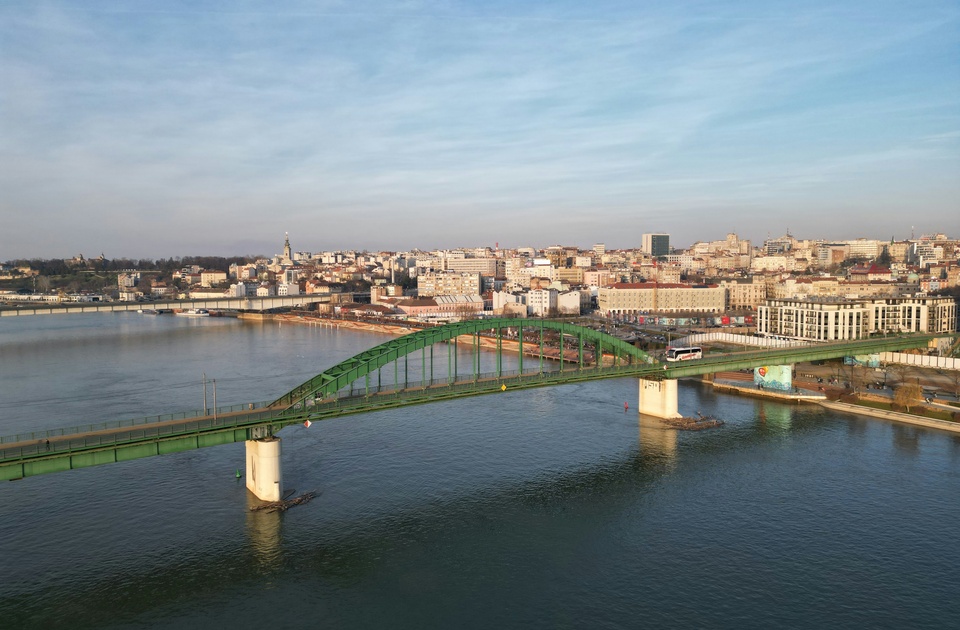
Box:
[2, 0, 958, 259]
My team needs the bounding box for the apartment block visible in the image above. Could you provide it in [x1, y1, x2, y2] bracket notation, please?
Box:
[757, 296, 956, 341]
[597, 283, 726, 315]
[417, 271, 482, 297]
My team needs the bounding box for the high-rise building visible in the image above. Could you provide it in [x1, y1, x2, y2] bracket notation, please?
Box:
[642, 233, 670, 257]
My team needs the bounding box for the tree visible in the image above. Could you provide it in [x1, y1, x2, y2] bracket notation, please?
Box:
[887, 363, 910, 389]
[894, 382, 922, 413]
[850, 365, 869, 397]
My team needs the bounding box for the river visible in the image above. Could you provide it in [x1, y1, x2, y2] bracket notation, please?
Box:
[0, 313, 958, 629]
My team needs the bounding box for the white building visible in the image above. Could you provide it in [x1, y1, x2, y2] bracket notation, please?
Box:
[757, 296, 957, 340]
[597, 283, 726, 315]
[277, 282, 300, 296]
[527, 288, 558, 317]
[557, 290, 588, 315]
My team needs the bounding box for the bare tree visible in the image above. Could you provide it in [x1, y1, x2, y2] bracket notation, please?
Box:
[894, 382, 922, 413]
[850, 365, 869, 397]
[886, 363, 910, 389]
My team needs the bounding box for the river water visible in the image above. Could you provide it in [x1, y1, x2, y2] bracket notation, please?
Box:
[0, 314, 958, 629]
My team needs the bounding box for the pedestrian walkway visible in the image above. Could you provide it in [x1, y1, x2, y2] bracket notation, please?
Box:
[708, 372, 827, 402]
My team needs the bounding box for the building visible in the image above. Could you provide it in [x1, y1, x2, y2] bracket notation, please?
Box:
[844, 239, 882, 260]
[118, 272, 140, 289]
[417, 271, 482, 297]
[445, 258, 505, 277]
[583, 269, 613, 287]
[817, 243, 850, 267]
[526, 289, 558, 317]
[557, 290, 589, 315]
[200, 271, 228, 287]
[642, 233, 670, 258]
[721, 278, 767, 310]
[757, 296, 956, 341]
[395, 295, 484, 320]
[597, 283, 726, 315]
[493, 291, 526, 316]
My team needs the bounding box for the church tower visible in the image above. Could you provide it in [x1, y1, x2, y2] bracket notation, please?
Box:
[283, 232, 292, 263]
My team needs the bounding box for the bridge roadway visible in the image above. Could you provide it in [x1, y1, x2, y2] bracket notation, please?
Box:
[0, 294, 333, 316]
[0, 332, 939, 482]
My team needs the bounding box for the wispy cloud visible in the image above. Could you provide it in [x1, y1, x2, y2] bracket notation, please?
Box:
[1, 0, 958, 257]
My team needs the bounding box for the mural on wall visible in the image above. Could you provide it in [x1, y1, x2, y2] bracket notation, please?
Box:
[754, 365, 793, 391]
[844, 354, 881, 368]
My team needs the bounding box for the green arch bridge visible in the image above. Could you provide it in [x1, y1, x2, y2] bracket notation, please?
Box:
[0, 318, 943, 492]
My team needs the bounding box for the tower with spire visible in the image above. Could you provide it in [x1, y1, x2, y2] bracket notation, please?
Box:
[283, 232, 292, 264]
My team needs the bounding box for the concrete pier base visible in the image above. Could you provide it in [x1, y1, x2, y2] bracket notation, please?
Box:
[245, 437, 283, 502]
[638, 378, 682, 419]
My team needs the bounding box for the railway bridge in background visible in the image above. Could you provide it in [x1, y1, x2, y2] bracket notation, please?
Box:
[0, 294, 336, 316]
[0, 318, 943, 500]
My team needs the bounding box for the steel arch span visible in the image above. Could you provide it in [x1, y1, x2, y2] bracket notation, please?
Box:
[269, 318, 653, 410]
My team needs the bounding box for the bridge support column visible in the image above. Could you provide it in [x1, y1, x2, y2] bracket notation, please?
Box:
[246, 437, 283, 502]
[638, 378, 682, 419]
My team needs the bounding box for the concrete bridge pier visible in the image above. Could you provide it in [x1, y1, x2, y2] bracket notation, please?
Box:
[638, 378, 683, 419]
[246, 437, 283, 502]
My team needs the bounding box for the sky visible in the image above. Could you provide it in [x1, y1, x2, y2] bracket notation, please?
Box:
[1, 0, 959, 260]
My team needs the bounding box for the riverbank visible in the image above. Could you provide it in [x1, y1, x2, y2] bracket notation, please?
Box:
[272, 314, 602, 364]
[818, 400, 960, 434]
[708, 372, 960, 434]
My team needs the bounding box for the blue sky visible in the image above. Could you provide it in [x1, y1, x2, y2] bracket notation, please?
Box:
[1, 0, 958, 259]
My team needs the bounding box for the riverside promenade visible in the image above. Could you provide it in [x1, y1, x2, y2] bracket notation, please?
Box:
[708, 371, 960, 434]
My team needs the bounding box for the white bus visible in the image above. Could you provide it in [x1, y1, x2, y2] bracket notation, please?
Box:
[665, 346, 702, 362]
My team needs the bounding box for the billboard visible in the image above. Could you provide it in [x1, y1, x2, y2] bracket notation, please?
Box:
[844, 354, 881, 368]
[754, 365, 793, 392]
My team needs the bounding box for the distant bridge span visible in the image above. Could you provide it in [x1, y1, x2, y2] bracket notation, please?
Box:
[0, 294, 333, 316]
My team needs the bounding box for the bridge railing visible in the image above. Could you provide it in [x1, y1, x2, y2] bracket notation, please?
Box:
[0, 404, 285, 461]
[0, 400, 275, 446]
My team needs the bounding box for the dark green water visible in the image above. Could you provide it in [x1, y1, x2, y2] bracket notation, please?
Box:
[1, 314, 958, 629]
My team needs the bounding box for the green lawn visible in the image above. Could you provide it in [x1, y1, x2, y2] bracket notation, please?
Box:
[850, 397, 959, 423]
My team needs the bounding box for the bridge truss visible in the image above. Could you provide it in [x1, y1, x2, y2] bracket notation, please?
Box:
[269, 318, 654, 410]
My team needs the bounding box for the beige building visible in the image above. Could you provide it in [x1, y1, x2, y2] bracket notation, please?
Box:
[554, 267, 584, 285]
[721, 278, 767, 309]
[445, 257, 504, 277]
[598, 283, 726, 315]
[417, 271, 482, 297]
[200, 270, 228, 287]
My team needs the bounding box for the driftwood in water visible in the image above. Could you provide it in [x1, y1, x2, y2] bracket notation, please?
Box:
[662, 413, 725, 431]
[251, 491, 318, 513]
